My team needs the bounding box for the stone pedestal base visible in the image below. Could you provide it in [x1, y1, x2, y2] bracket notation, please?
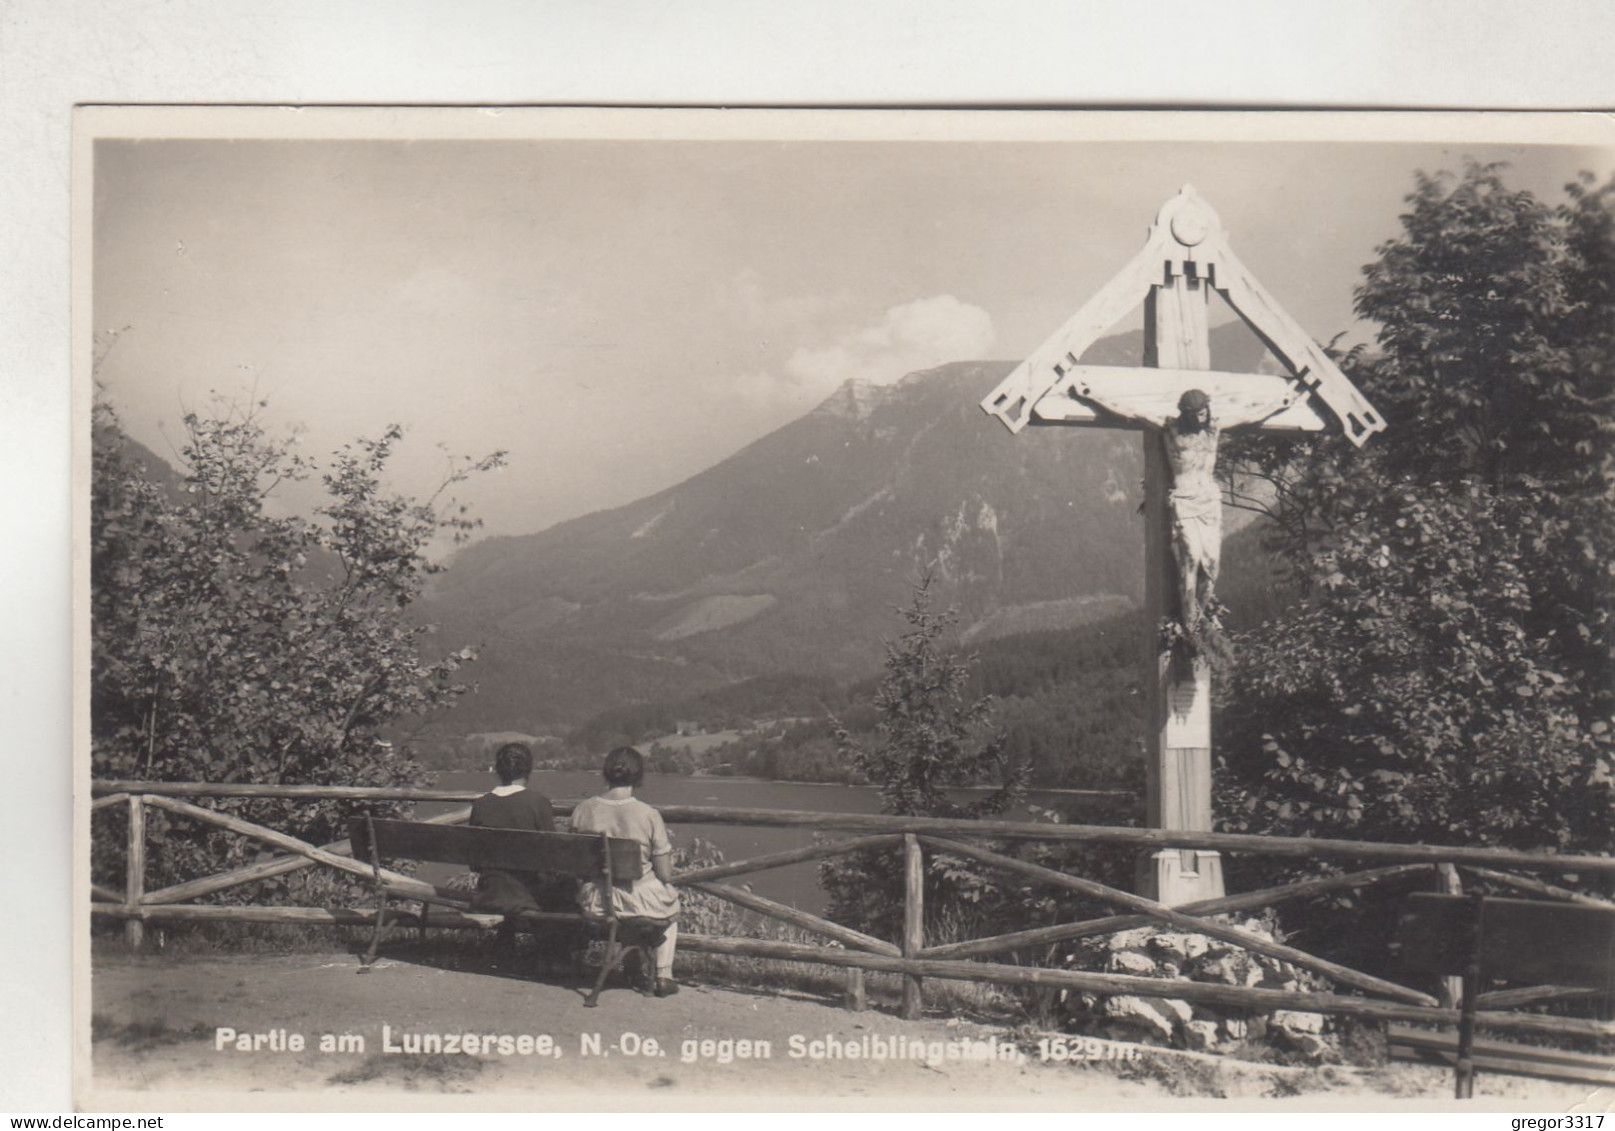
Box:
[1137, 848, 1225, 907]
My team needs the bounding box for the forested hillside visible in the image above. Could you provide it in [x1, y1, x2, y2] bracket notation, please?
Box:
[502, 520, 1294, 791]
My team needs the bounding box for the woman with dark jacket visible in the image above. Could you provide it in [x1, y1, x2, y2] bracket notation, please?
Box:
[468, 742, 564, 914]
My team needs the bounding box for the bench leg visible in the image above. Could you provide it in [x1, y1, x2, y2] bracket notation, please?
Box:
[419, 899, 430, 944]
[623, 922, 669, 994]
[494, 916, 516, 952]
[627, 945, 654, 994]
[364, 894, 389, 966]
[584, 920, 621, 1008]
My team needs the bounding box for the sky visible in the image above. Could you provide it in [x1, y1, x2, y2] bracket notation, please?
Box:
[91, 121, 1615, 545]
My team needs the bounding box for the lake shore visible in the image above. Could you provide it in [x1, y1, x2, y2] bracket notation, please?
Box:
[419, 769, 1134, 913]
[437, 766, 1134, 799]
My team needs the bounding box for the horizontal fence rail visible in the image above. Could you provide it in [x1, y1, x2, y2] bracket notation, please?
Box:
[92, 780, 1615, 876]
[89, 780, 1615, 1041]
[88, 780, 1136, 806]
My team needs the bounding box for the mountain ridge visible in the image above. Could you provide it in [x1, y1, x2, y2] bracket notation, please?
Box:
[419, 319, 1279, 730]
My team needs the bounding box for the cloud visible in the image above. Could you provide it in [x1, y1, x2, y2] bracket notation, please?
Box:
[723, 290, 997, 416]
[785, 295, 997, 393]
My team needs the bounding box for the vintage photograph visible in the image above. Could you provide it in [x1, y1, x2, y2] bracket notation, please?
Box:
[75, 108, 1615, 1110]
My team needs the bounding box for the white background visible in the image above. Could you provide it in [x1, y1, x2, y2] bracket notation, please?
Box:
[6, 0, 1615, 1115]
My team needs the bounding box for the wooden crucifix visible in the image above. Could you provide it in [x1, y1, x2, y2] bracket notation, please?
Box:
[981, 186, 1385, 906]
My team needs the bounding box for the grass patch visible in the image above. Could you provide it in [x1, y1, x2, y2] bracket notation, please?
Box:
[91, 1014, 214, 1053]
[93, 918, 376, 958]
[1112, 1050, 1231, 1098]
[327, 1053, 485, 1091]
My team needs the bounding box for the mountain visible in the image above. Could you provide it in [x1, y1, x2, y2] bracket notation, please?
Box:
[419, 321, 1277, 730]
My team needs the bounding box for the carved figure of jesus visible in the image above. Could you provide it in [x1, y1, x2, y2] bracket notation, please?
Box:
[1163, 389, 1221, 631]
[1076, 383, 1299, 631]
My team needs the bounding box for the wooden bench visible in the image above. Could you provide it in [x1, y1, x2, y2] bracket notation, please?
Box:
[1396, 892, 1615, 1096]
[348, 815, 671, 1007]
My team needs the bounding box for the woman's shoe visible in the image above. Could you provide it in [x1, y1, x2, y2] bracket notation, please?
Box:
[653, 978, 680, 998]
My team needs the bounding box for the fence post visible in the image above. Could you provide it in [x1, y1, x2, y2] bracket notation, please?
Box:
[902, 833, 924, 1020]
[125, 795, 146, 950]
[1436, 864, 1462, 1009]
[843, 968, 866, 1012]
[1454, 893, 1486, 1099]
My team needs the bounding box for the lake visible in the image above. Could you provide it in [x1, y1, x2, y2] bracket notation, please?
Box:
[422, 769, 1134, 913]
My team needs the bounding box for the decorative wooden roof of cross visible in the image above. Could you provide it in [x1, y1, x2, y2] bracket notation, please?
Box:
[980, 185, 1386, 444]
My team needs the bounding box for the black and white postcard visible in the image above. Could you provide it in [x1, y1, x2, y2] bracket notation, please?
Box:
[74, 107, 1615, 1111]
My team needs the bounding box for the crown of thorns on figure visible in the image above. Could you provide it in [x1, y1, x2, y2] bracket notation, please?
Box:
[1177, 388, 1210, 413]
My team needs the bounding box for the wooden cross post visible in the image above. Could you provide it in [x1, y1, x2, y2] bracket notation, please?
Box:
[1139, 256, 1221, 904]
[980, 186, 1384, 906]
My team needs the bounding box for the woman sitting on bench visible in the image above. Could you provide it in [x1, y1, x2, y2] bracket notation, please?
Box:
[570, 746, 682, 997]
[469, 742, 568, 919]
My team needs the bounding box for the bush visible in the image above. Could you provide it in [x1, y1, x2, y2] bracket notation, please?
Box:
[91, 394, 503, 891]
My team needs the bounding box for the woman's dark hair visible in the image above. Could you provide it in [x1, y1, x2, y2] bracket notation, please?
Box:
[494, 742, 533, 785]
[602, 746, 645, 788]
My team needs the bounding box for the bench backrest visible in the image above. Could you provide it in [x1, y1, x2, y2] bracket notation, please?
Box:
[1397, 893, 1615, 990]
[349, 817, 642, 883]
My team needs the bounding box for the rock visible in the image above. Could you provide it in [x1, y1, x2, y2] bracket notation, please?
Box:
[1062, 924, 1337, 1062]
[1285, 1032, 1337, 1063]
[1148, 932, 1214, 961]
[1272, 1009, 1327, 1035]
[1255, 961, 1304, 989]
[1195, 949, 1267, 988]
[1110, 928, 1154, 951]
[1110, 951, 1156, 975]
[1151, 997, 1193, 1026]
[1102, 996, 1176, 1041]
[1100, 1019, 1165, 1046]
[1183, 1020, 1221, 1051]
[1149, 932, 1192, 961]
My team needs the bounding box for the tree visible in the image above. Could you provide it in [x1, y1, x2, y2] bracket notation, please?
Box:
[91, 396, 505, 892]
[1216, 164, 1615, 872]
[831, 575, 1024, 819]
[819, 577, 1030, 939]
[1219, 484, 1610, 851]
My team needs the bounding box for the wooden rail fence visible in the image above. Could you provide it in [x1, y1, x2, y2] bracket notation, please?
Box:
[89, 781, 1615, 1042]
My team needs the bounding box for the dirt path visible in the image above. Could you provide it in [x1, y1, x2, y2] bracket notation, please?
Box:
[86, 949, 1605, 1110]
